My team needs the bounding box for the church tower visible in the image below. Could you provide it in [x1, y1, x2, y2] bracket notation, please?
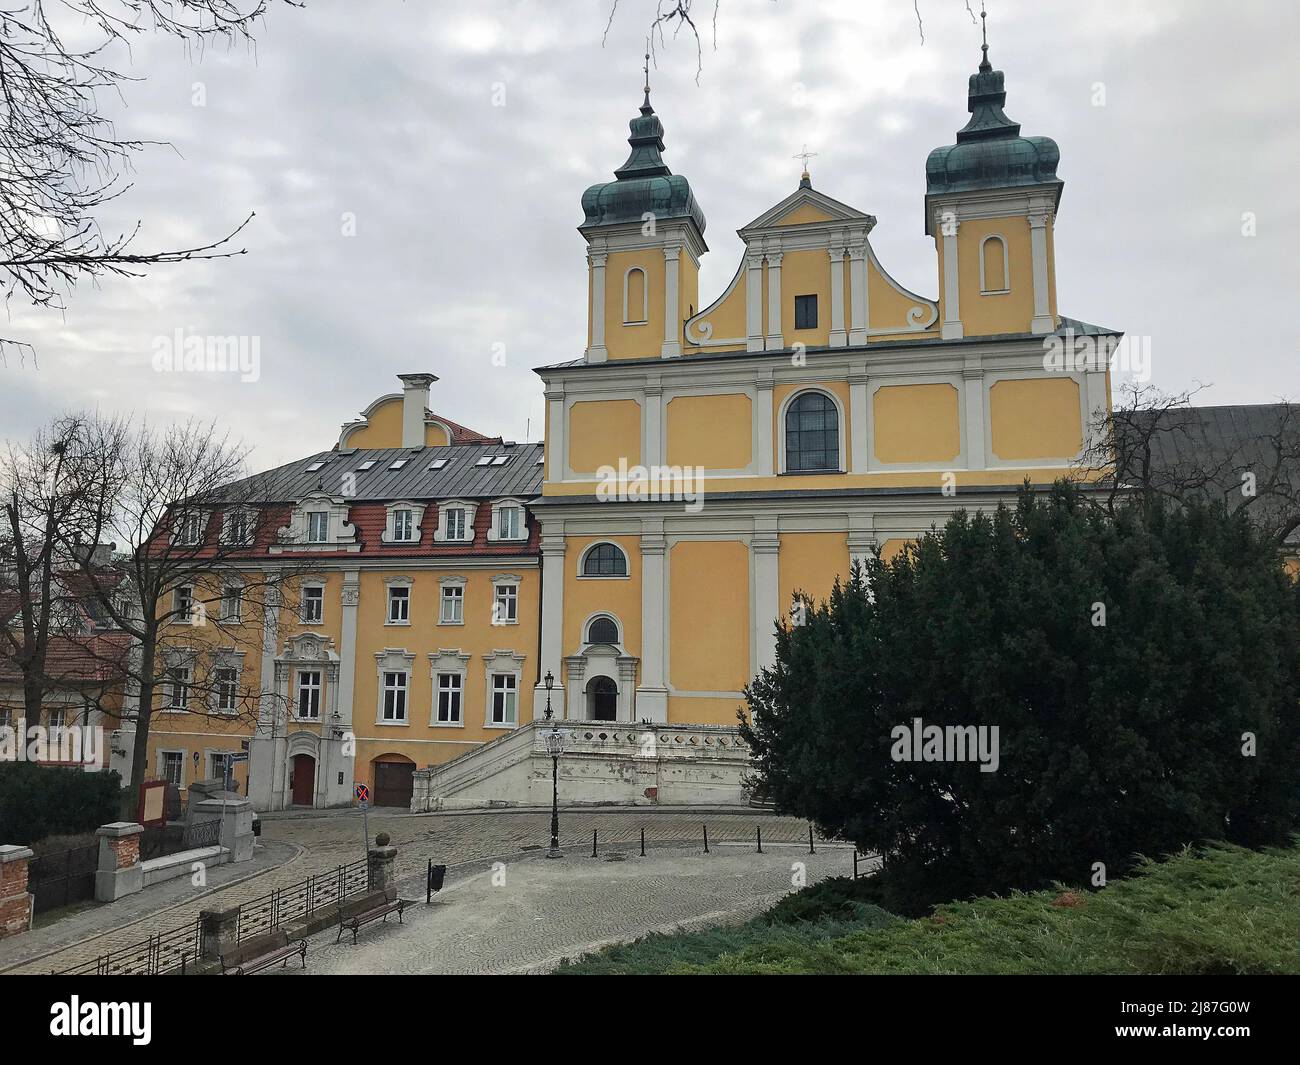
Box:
[924, 21, 1063, 339]
[579, 69, 707, 362]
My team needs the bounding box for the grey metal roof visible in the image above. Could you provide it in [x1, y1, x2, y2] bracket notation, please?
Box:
[233, 442, 545, 504]
[1126, 403, 1299, 546]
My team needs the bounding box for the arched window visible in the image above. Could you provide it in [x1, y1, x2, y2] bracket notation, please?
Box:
[582, 543, 628, 577]
[979, 235, 1010, 294]
[785, 392, 839, 472]
[623, 267, 648, 324]
[586, 616, 619, 644]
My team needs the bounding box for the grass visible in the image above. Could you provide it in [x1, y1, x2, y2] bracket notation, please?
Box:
[555, 840, 1300, 975]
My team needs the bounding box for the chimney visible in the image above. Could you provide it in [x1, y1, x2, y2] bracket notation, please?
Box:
[397, 373, 438, 449]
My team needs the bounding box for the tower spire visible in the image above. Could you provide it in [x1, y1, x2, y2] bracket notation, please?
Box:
[642, 41, 652, 109]
[979, 3, 991, 72]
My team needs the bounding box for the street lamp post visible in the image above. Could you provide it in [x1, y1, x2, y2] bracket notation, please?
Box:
[541, 671, 567, 858]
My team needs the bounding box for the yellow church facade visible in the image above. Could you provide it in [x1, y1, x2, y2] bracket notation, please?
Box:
[529, 43, 1113, 730]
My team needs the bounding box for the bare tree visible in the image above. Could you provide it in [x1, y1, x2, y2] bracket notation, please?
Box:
[1079, 383, 1300, 549]
[0, 0, 301, 361]
[63, 413, 307, 801]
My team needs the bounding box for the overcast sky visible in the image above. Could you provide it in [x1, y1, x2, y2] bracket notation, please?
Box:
[1, 0, 1294, 469]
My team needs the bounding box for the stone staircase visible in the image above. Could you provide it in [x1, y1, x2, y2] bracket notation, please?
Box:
[409, 721, 752, 811]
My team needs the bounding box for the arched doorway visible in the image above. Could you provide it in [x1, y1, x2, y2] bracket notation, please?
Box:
[290, 753, 315, 807]
[586, 675, 618, 721]
[372, 756, 415, 808]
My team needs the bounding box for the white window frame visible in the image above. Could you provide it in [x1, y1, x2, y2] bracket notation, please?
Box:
[435, 672, 463, 726]
[491, 576, 519, 626]
[173, 510, 204, 547]
[434, 500, 477, 543]
[296, 668, 322, 719]
[213, 666, 239, 714]
[487, 499, 528, 543]
[375, 649, 415, 726]
[166, 665, 191, 710]
[777, 387, 848, 475]
[385, 578, 412, 626]
[483, 650, 525, 729]
[221, 508, 256, 547]
[159, 749, 185, 787]
[428, 649, 470, 728]
[174, 585, 196, 623]
[438, 576, 466, 625]
[577, 542, 631, 579]
[221, 585, 243, 622]
[306, 510, 330, 543]
[382, 500, 427, 545]
[300, 583, 325, 624]
[209, 750, 234, 782]
[380, 671, 409, 724]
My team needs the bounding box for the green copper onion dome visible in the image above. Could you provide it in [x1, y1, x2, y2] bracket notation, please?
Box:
[925, 43, 1062, 201]
[580, 91, 706, 233]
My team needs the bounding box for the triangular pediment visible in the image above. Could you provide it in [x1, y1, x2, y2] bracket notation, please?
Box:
[740, 186, 875, 236]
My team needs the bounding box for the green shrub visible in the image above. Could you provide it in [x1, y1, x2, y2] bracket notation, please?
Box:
[743, 484, 1300, 907]
[0, 762, 122, 845]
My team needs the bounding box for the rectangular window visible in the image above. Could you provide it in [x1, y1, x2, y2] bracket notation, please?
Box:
[794, 294, 818, 330]
[47, 706, 67, 731]
[161, 751, 184, 787]
[210, 751, 233, 783]
[177, 512, 202, 545]
[490, 673, 517, 726]
[440, 585, 463, 624]
[436, 673, 462, 724]
[222, 586, 242, 621]
[497, 506, 522, 540]
[382, 671, 408, 722]
[167, 667, 190, 709]
[445, 507, 466, 540]
[225, 511, 252, 545]
[175, 585, 194, 623]
[493, 583, 517, 625]
[301, 586, 324, 624]
[214, 667, 239, 713]
[388, 585, 410, 623]
[393, 509, 414, 542]
[306, 511, 329, 543]
[297, 669, 322, 719]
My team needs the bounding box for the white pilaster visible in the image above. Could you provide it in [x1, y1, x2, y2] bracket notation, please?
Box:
[937, 206, 964, 340]
[643, 376, 663, 468]
[249, 583, 281, 811]
[847, 512, 877, 571]
[848, 362, 869, 473]
[661, 246, 682, 358]
[752, 519, 780, 676]
[1029, 209, 1054, 334]
[755, 370, 775, 477]
[848, 243, 869, 345]
[533, 526, 566, 720]
[962, 361, 986, 469]
[586, 251, 609, 362]
[545, 384, 565, 482]
[765, 252, 784, 351]
[745, 253, 765, 352]
[828, 245, 847, 347]
[635, 518, 668, 723]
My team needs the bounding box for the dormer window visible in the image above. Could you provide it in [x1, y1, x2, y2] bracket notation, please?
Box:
[175, 512, 203, 546]
[222, 508, 255, 546]
[307, 511, 329, 543]
[497, 506, 522, 540]
[394, 509, 414, 541]
[447, 508, 466, 540]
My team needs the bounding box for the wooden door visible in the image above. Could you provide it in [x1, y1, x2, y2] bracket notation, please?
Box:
[291, 754, 315, 806]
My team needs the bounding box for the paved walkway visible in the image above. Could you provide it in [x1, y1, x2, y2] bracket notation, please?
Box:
[281, 844, 855, 975]
[0, 807, 832, 975]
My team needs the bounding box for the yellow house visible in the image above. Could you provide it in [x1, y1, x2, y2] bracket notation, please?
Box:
[529, 41, 1114, 730]
[136, 374, 543, 809]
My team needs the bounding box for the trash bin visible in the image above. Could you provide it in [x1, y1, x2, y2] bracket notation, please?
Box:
[428, 863, 446, 895]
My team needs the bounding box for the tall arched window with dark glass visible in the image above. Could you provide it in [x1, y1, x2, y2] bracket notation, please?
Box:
[582, 542, 628, 577]
[785, 392, 839, 472]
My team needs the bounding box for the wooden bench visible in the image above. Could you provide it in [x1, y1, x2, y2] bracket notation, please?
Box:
[336, 897, 410, 944]
[220, 934, 307, 975]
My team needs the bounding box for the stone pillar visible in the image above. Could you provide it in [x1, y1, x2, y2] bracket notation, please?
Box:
[752, 519, 781, 676]
[1029, 208, 1054, 334]
[533, 527, 566, 721]
[962, 360, 986, 469]
[199, 905, 240, 959]
[0, 845, 34, 939]
[848, 243, 869, 345]
[193, 798, 255, 863]
[848, 362, 869, 473]
[764, 251, 784, 351]
[643, 377, 663, 468]
[587, 250, 609, 362]
[661, 246, 682, 357]
[745, 253, 764, 352]
[95, 822, 144, 902]
[635, 519, 668, 723]
[936, 205, 964, 340]
[755, 371, 775, 476]
[367, 844, 398, 896]
[828, 244, 847, 347]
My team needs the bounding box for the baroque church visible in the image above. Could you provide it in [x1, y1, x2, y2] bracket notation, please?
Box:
[112, 37, 1132, 811]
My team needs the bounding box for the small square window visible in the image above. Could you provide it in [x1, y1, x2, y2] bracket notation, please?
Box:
[490, 456, 509, 466]
[428, 459, 448, 471]
[794, 294, 818, 330]
[475, 456, 492, 466]
[389, 459, 407, 470]
[305, 461, 325, 472]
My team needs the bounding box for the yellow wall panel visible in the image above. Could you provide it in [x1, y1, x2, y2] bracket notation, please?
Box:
[781, 248, 831, 347]
[775, 203, 835, 226]
[956, 217, 1035, 336]
[666, 393, 752, 470]
[605, 250, 664, 360]
[568, 399, 641, 473]
[669, 540, 749, 692]
[779, 532, 851, 620]
[346, 398, 402, 449]
[563, 535, 643, 669]
[668, 694, 748, 726]
[989, 378, 1082, 460]
[873, 383, 960, 464]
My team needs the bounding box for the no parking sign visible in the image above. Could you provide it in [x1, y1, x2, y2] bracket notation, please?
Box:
[354, 783, 369, 806]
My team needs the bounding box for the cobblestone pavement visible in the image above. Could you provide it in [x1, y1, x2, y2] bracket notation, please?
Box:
[0, 807, 832, 975]
[280, 845, 858, 975]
